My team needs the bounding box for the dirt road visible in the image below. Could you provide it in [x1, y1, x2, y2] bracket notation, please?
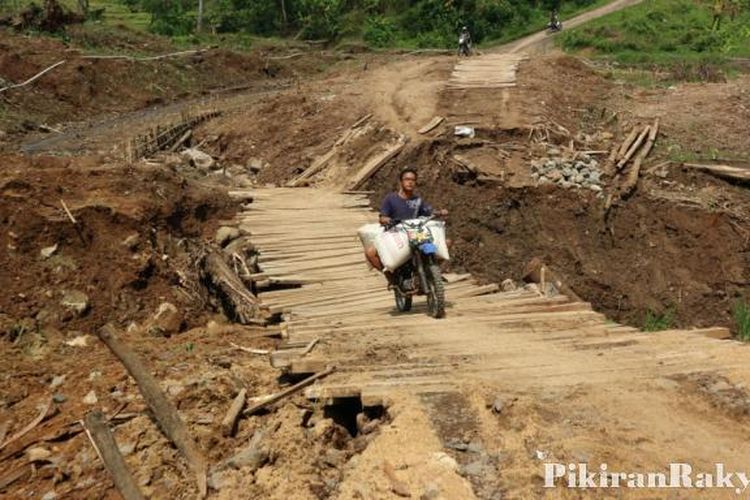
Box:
[234, 187, 750, 498]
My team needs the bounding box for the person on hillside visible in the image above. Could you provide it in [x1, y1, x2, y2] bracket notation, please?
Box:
[364, 167, 448, 283]
[712, 0, 724, 30]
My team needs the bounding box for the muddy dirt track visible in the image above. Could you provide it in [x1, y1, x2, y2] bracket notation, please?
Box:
[1, 1, 750, 498]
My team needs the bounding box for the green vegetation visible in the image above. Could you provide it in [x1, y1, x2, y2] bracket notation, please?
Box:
[560, 0, 750, 67]
[643, 308, 675, 332]
[735, 300, 750, 341]
[1, 0, 612, 48]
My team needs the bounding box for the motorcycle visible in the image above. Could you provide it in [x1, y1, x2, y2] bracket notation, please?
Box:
[547, 19, 563, 33]
[458, 34, 471, 57]
[386, 216, 446, 319]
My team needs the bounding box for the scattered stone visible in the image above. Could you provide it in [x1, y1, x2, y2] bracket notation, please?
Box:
[462, 458, 487, 476]
[52, 393, 66, 404]
[207, 471, 224, 491]
[40, 244, 58, 259]
[82, 390, 98, 405]
[122, 233, 140, 250]
[432, 452, 459, 472]
[50, 375, 65, 388]
[118, 442, 136, 456]
[27, 447, 52, 462]
[589, 184, 603, 193]
[88, 371, 101, 381]
[421, 482, 441, 499]
[466, 440, 484, 453]
[64, 335, 91, 347]
[500, 279, 517, 292]
[60, 291, 89, 316]
[321, 449, 346, 468]
[181, 148, 215, 170]
[491, 396, 505, 414]
[41, 491, 56, 500]
[148, 302, 182, 336]
[215, 226, 241, 247]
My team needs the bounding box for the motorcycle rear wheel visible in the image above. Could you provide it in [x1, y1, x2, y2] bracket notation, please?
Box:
[426, 263, 446, 319]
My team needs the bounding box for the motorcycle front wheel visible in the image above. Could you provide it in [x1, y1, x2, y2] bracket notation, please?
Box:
[394, 289, 413, 312]
[425, 262, 446, 319]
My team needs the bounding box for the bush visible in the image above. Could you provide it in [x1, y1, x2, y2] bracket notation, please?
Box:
[298, 0, 343, 39]
[363, 15, 396, 47]
[735, 301, 750, 341]
[643, 308, 675, 332]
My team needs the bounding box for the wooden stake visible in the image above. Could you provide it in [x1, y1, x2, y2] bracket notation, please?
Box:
[221, 389, 247, 437]
[98, 324, 207, 497]
[83, 411, 145, 500]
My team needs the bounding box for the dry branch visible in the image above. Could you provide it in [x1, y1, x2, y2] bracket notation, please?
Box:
[98, 324, 207, 497]
[81, 49, 204, 62]
[202, 250, 261, 324]
[221, 389, 247, 437]
[0, 399, 51, 452]
[83, 411, 145, 500]
[0, 60, 66, 94]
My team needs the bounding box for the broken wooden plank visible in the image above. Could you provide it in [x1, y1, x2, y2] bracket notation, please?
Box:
[244, 367, 335, 416]
[418, 116, 444, 134]
[98, 324, 207, 498]
[221, 389, 247, 437]
[229, 342, 270, 355]
[83, 411, 145, 500]
[348, 138, 406, 190]
[442, 273, 472, 284]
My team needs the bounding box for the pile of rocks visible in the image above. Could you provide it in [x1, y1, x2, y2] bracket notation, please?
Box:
[530, 150, 605, 193]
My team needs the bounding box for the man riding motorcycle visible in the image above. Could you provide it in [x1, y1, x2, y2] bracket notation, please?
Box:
[364, 167, 448, 284]
[548, 10, 562, 32]
[458, 26, 472, 56]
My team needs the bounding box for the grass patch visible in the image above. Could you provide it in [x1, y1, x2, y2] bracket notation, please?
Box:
[560, 0, 750, 78]
[734, 301, 750, 341]
[643, 308, 675, 332]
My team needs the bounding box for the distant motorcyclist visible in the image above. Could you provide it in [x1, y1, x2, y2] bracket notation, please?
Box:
[548, 10, 562, 32]
[458, 26, 472, 56]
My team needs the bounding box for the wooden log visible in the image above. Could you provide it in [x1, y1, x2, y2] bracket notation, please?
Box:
[682, 163, 750, 182]
[83, 411, 145, 500]
[244, 367, 335, 416]
[98, 324, 207, 498]
[616, 125, 649, 170]
[620, 120, 659, 198]
[202, 250, 261, 324]
[168, 129, 192, 152]
[221, 389, 247, 437]
[616, 128, 640, 161]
